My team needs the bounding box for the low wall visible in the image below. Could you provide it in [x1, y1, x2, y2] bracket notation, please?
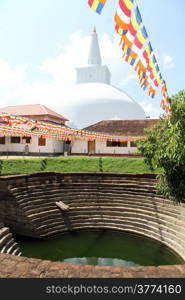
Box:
[0, 253, 185, 278]
[0, 172, 185, 261]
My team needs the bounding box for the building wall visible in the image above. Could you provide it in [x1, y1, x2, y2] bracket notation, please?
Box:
[71, 140, 137, 155]
[0, 136, 64, 154]
[1, 137, 137, 155]
[71, 140, 88, 154]
[96, 140, 137, 155]
[76, 65, 111, 84]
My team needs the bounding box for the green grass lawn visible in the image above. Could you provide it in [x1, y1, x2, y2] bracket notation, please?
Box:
[0, 156, 160, 175]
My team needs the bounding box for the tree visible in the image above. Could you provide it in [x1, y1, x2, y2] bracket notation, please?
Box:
[137, 90, 185, 202]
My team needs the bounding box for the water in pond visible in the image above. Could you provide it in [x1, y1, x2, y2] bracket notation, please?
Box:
[17, 231, 184, 267]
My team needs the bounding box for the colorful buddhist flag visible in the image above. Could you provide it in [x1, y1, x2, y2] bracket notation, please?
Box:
[135, 6, 142, 26]
[114, 0, 134, 35]
[134, 26, 148, 50]
[88, 0, 107, 14]
[161, 80, 168, 94]
[119, 0, 134, 18]
[160, 97, 170, 111]
[142, 42, 153, 66]
[114, 12, 129, 35]
[152, 54, 157, 64]
[121, 35, 133, 55]
[140, 76, 149, 90]
[128, 5, 142, 36]
[148, 85, 156, 98]
[124, 48, 138, 66]
[134, 59, 146, 75]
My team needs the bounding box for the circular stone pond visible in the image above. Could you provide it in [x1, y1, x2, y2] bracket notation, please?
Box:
[17, 230, 184, 267]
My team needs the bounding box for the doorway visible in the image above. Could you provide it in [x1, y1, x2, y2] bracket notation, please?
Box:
[88, 140, 96, 154]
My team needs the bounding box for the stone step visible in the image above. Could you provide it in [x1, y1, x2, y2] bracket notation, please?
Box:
[9, 178, 156, 191]
[0, 227, 10, 238]
[6, 242, 19, 254]
[71, 215, 185, 239]
[22, 203, 58, 214]
[18, 198, 66, 208]
[35, 216, 184, 241]
[0, 233, 12, 248]
[26, 209, 61, 219]
[66, 196, 181, 215]
[14, 191, 156, 205]
[67, 205, 180, 219]
[0, 238, 16, 253]
[68, 201, 181, 215]
[22, 203, 185, 231]
[36, 221, 67, 233]
[28, 211, 64, 224]
[39, 223, 162, 240]
[15, 189, 158, 206]
[59, 209, 184, 226]
[12, 248, 22, 256]
[11, 182, 156, 195]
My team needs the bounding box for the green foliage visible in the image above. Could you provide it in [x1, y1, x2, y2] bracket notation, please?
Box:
[40, 159, 47, 171]
[99, 157, 103, 172]
[0, 160, 3, 174]
[137, 90, 185, 202]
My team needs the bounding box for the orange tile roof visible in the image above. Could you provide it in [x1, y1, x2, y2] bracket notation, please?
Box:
[83, 119, 159, 136]
[0, 104, 69, 122]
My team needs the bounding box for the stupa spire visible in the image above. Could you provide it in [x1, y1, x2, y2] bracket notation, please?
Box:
[87, 27, 102, 66]
[76, 28, 111, 84]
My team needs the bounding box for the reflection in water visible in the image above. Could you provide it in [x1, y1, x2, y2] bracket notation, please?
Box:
[17, 230, 184, 267]
[63, 257, 139, 267]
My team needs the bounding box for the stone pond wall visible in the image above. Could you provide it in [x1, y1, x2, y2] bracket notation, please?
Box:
[0, 253, 185, 278]
[0, 172, 185, 261]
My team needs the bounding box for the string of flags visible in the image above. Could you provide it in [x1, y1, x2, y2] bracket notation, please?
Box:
[0, 112, 141, 142]
[87, 0, 171, 114]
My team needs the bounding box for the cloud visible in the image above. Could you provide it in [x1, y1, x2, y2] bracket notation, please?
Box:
[163, 55, 175, 69]
[0, 60, 28, 88]
[139, 101, 162, 118]
[38, 32, 91, 86]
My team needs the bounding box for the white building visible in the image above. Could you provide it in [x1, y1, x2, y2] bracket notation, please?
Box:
[62, 28, 146, 129]
[72, 119, 158, 155]
[65, 29, 156, 155]
[0, 104, 68, 156]
[0, 30, 157, 157]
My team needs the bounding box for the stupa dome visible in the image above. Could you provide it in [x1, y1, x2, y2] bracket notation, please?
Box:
[62, 82, 146, 128]
[62, 29, 146, 129]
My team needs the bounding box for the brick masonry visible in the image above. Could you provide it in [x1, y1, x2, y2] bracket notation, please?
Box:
[0, 253, 185, 278]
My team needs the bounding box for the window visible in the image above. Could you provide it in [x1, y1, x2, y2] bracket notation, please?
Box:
[11, 136, 20, 144]
[22, 136, 31, 144]
[130, 141, 137, 147]
[38, 137, 46, 146]
[0, 137, 5, 144]
[107, 140, 127, 147]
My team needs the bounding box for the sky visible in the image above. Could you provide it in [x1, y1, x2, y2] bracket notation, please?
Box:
[0, 0, 184, 119]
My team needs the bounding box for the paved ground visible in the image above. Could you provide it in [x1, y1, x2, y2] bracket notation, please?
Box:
[0, 254, 185, 278]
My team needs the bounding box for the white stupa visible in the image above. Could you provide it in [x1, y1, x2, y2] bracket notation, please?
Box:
[62, 28, 146, 129]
